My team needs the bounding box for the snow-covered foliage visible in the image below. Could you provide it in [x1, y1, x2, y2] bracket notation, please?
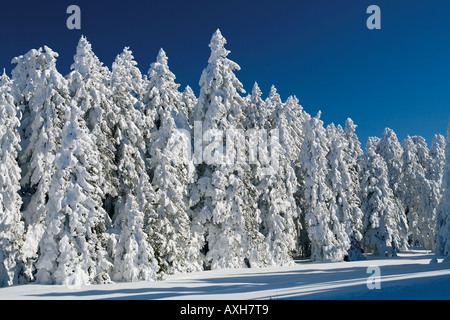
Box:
[11, 46, 69, 281]
[359, 137, 407, 256]
[35, 105, 112, 286]
[0, 31, 447, 287]
[190, 29, 269, 270]
[109, 47, 159, 282]
[145, 48, 201, 275]
[436, 122, 450, 256]
[297, 113, 350, 262]
[67, 36, 118, 205]
[0, 71, 24, 286]
[400, 136, 436, 249]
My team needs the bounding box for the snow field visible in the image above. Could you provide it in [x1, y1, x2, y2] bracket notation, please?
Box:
[1, 250, 449, 300]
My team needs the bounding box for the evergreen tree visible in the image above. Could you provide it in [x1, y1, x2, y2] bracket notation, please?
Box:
[375, 128, 408, 249]
[297, 113, 348, 261]
[109, 47, 160, 281]
[145, 48, 201, 274]
[11, 46, 68, 280]
[0, 71, 24, 286]
[278, 95, 307, 163]
[436, 121, 450, 257]
[67, 36, 118, 216]
[400, 136, 435, 249]
[326, 122, 364, 261]
[181, 85, 197, 128]
[343, 118, 365, 260]
[429, 134, 446, 248]
[190, 29, 267, 269]
[245, 82, 268, 129]
[360, 137, 406, 256]
[246, 84, 299, 266]
[34, 105, 112, 285]
[429, 134, 446, 185]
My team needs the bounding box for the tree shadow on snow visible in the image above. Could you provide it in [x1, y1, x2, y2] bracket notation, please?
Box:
[26, 259, 450, 300]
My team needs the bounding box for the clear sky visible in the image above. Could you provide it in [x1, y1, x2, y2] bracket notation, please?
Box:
[1, 0, 449, 147]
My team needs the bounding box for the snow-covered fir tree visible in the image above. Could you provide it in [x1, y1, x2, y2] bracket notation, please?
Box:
[190, 29, 268, 269]
[342, 118, 365, 260]
[145, 48, 202, 274]
[360, 137, 407, 256]
[278, 95, 306, 163]
[429, 134, 446, 248]
[436, 121, 450, 257]
[0, 71, 24, 286]
[11, 46, 69, 281]
[245, 83, 299, 266]
[297, 113, 349, 261]
[326, 122, 364, 260]
[67, 36, 119, 216]
[181, 85, 197, 127]
[34, 104, 112, 285]
[429, 134, 446, 186]
[375, 128, 408, 248]
[245, 82, 268, 129]
[400, 136, 436, 249]
[108, 47, 160, 282]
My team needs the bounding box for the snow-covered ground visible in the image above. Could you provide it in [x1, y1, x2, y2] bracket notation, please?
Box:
[1, 250, 449, 300]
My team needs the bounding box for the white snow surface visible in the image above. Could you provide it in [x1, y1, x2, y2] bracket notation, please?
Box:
[0, 250, 449, 300]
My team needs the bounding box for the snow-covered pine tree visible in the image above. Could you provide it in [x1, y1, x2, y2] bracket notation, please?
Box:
[326, 122, 364, 261]
[277, 95, 307, 163]
[436, 121, 450, 257]
[360, 137, 406, 256]
[34, 102, 112, 285]
[375, 128, 408, 249]
[181, 85, 197, 128]
[400, 136, 435, 249]
[239, 82, 273, 267]
[429, 134, 446, 248]
[109, 47, 160, 282]
[245, 82, 268, 129]
[190, 29, 268, 269]
[265, 85, 282, 127]
[429, 134, 446, 186]
[342, 118, 365, 260]
[297, 113, 349, 261]
[144, 48, 201, 275]
[245, 83, 298, 266]
[0, 71, 24, 287]
[11, 46, 68, 280]
[66, 36, 118, 217]
[376, 128, 404, 193]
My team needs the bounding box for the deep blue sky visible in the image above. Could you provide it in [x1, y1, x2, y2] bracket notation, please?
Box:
[1, 0, 449, 147]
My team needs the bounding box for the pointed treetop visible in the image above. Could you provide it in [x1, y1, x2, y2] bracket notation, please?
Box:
[251, 82, 262, 98]
[345, 118, 357, 130]
[113, 46, 139, 72]
[267, 85, 281, 104]
[285, 95, 300, 106]
[75, 35, 93, 58]
[315, 110, 322, 120]
[156, 48, 168, 66]
[382, 127, 398, 139]
[0, 68, 9, 84]
[183, 85, 194, 96]
[71, 35, 107, 77]
[119, 46, 135, 61]
[148, 47, 177, 88]
[208, 29, 230, 62]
